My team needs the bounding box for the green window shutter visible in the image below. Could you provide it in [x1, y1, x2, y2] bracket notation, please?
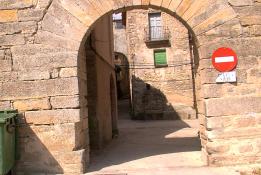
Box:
[154, 49, 167, 67]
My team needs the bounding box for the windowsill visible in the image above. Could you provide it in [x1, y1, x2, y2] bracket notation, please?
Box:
[145, 40, 171, 48]
[155, 64, 168, 68]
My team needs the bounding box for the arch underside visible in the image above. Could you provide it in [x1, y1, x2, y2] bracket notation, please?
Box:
[42, 0, 238, 49]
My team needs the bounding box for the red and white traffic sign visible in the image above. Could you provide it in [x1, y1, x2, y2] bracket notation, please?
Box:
[212, 47, 238, 72]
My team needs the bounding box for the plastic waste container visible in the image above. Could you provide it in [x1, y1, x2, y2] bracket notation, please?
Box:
[0, 110, 17, 175]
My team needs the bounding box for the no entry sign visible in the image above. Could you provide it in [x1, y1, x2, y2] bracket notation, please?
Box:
[212, 47, 238, 72]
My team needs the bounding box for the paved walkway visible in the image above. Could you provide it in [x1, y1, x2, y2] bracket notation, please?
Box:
[85, 100, 239, 175]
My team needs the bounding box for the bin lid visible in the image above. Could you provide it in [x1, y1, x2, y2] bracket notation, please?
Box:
[0, 110, 17, 123]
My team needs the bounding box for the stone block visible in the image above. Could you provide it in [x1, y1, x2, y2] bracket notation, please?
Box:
[0, 0, 33, 10]
[59, 67, 77, 78]
[182, 0, 205, 21]
[0, 21, 37, 35]
[141, 0, 150, 5]
[247, 68, 261, 84]
[228, 0, 253, 6]
[58, 0, 100, 27]
[36, 0, 52, 9]
[0, 34, 25, 46]
[161, 0, 171, 8]
[234, 115, 259, 128]
[0, 50, 4, 60]
[240, 15, 261, 26]
[24, 109, 81, 125]
[18, 70, 50, 81]
[194, 7, 237, 35]
[209, 154, 261, 166]
[243, 25, 261, 36]
[54, 149, 86, 165]
[187, 0, 229, 27]
[150, 0, 162, 6]
[168, 0, 183, 11]
[239, 145, 254, 153]
[206, 113, 260, 130]
[13, 98, 51, 111]
[35, 30, 80, 51]
[12, 53, 50, 70]
[203, 19, 242, 38]
[0, 72, 18, 82]
[41, 2, 86, 41]
[16, 125, 87, 173]
[60, 162, 85, 174]
[18, 9, 44, 22]
[0, 101, 11, 109]
[0, 10, 17, 22]
[0, 77, 79, 100]
[205, 96, 261, 117]
[0, 60, 12, 72]
[176, 0, 194, 16]
[50, 95, 80, 109]
[238, 56, 259, 69]
[11, 44, 72, 56]
[132, 0, 142, 6]
[206, 126, 261, 140]
[203, 83, 260, 99]
[205, 138, 261, 161]
[197, 100, 205, 115]
[206, 142, 230, 154]
[11, 45, 78, 71]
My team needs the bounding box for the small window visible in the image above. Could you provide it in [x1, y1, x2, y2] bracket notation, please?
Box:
[149, 13, 162, 40]
[154, 49, 167, 67]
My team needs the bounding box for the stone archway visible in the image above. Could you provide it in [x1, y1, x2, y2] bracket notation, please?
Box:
[0, 0, 260, 174]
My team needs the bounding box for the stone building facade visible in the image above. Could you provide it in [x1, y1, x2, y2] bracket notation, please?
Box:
[122, 9, 197, 119]
[0, 0, 260, 174]
[0, 1, 117, 173]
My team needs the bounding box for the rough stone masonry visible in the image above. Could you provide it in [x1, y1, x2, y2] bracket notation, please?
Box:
[124, 8, 197, 120]
[0, 0, 261, 174]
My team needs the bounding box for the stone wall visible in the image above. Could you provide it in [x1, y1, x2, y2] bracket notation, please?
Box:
[126, 9, 196, 120]
[0, 0, 260, 173]
[85, 15, 117, 151]
[0, 1, 116, 174]
[195, 1, 261, 165]
[0, 1, 87, 174]
[113, 21, 128, 56]
[88, 15, 117, 150]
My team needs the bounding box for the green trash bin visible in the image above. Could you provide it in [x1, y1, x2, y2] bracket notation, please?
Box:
[0, 110, 17, 175]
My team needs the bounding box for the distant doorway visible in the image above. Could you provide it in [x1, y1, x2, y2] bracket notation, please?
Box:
[114, 52, 131, 100]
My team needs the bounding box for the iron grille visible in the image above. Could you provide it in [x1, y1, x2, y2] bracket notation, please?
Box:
[144, 26, 171, 42]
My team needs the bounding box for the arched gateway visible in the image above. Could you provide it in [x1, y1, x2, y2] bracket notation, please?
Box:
[0, 0, 260, 174]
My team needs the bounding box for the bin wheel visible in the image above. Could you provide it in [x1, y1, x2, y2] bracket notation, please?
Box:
[6, 124, 15, 133]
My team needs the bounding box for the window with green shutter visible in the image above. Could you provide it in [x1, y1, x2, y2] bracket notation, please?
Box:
[154, 49, 167, 67]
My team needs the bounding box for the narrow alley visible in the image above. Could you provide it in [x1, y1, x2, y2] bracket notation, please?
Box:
[86, 100, 240, 175]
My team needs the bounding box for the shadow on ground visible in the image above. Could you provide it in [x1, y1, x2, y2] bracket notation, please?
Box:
[87, 99, 202, 173]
